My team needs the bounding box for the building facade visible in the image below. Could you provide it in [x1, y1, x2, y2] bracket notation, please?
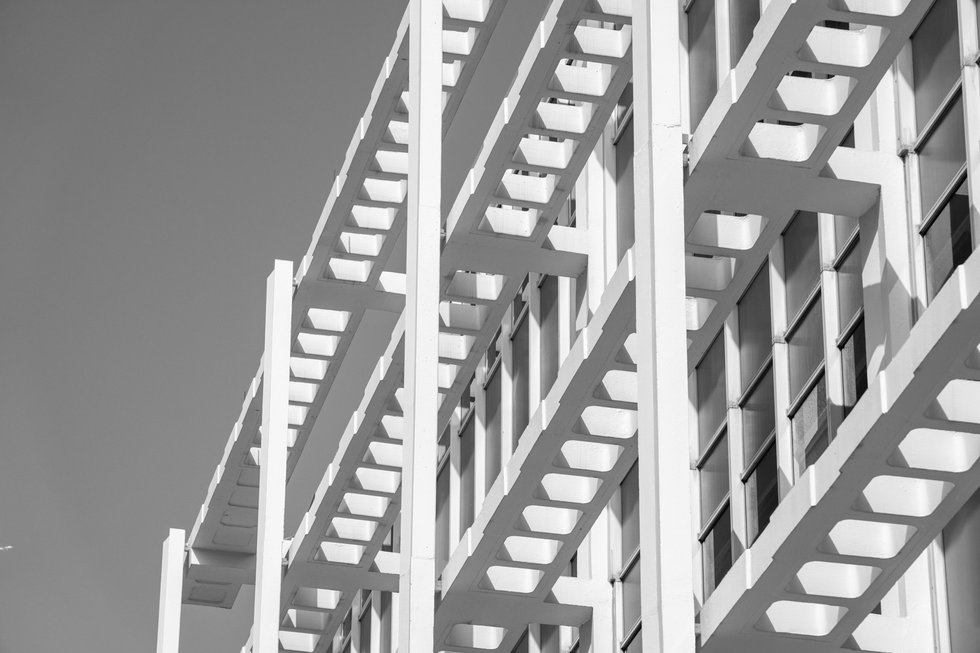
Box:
[156, 0, 980, 651]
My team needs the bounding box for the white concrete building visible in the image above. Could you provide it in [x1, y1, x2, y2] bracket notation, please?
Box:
[157, 0, 980, 651]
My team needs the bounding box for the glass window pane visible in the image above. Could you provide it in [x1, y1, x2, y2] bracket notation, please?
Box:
[621, 463, 640, 558]
[700, 431, 730, 523]
[359, 607, 371, 652]
[512, 630, 529, 653]
[616, 118, 635, 261]
[942, 487, 980, 653]
[742, 366, 775, 465]
[697, 334, 727, 449]
[540, 275, 561, 397]
[438, 424, 451, 461]
[788, 298, 824, 400]
[925, 177, 973, 301]
[703, 505, 732, 595]
[738, 265, 771, 389]
[513, 316, 530, 448]
[688, 0, 717, 129]
[436, 462, 451, 575]
[834, 214, 859, 255]
[911, 0, 960, 132]
[460, 415, 476, 534]
[792, 377, 828, 469]
[485, 368, 502, 493]
[540, 625, 560, 653]
[837, 239, 863, 327]
[625, 630, 643, 653]
[730, 0, 760, 64]
[622, 559, 642, 633]
[841, 319, 868, 419]
[784, 212, 821, 320]
[746, 442, 779, 543]
[919, 95, 966, 215]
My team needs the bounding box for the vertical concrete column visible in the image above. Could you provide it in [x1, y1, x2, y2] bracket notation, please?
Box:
[398, 0, 441, 650]
[254, 259, 292, 653]
[585, 151, 608, 313]
[632, 0, 696, 651]
[156, 528, 185, 653]
[529, 274, 543, 410]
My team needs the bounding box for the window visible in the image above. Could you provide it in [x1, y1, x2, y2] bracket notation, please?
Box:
[688, 0, 717, 129]
[436, 443, 451, 575]
[836, 236, 863, 326]
[787, 298, 824, 399]
[700, 431, 730, 522]
[910, 0, 974, 302]
[910, 0, 959, 133]
[834, 214, 859, 255]
[485, 361, 502, 492]
[836, 235, 867, 419]
[512, 630, 529, 653]
[702, 504, 733, 595]
[697, 335, 728, 449]
[358, 591, 372, 653]
[618, 464, 642, 646]
[742, 368, 775, 464]
[783, 212, 820, 320]
[745, 443, 778, 543]
[540, 275, 561, 397]
[840, 318, 867, 419]
[621, 463, 640, 558]
[616, 116, 635, 260]
[623, 630, 643, 653]
[621, 557, 642, 636]
[924, 176, 972, 300]
[738, 266, 771, 389]
[918, 95, 967, 216]
[730, 0, 760, 64]
[793, 377, 828, 469]
[697, 333, 731, 595]
[512, 284, 531, 447]
[738, 267, 778, 542]
[460, 411, 476, 534]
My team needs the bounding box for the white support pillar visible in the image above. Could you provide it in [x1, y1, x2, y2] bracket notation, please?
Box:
[254, 259, 292, 653]
[632, 0, 696, 651]
[398, 0, 441, 650]
[156, 528, 184, 653]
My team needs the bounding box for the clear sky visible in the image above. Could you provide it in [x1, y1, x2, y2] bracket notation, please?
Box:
[0, 0, 547, 651]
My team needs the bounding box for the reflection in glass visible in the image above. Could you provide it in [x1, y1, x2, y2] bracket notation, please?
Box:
[688, 0, 717, 129]
[703, 505, 733, 595]
[919, 95, 965, 215]
[841, 320, 868, 419]
[697, 335, 727, 449]
[746, 443, 779, 543]
[739, 265, 771, 389]
[742, 366, 775, 464]
[787, 298, 824, 400]
[783, 212, 820, 320]
[925, 178, 973, 301]
[616, 118, 635, 261]
[792, 377, 828, 469]
[622, 559, 641, 632]
[621, 463, 640, 558]
[700, 431, 729, 524]
[911, 0, 959, 132]
[837, 240, 863, 327]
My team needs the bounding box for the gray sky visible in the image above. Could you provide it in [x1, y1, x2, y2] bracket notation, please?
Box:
[0, 0, 547, 651]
